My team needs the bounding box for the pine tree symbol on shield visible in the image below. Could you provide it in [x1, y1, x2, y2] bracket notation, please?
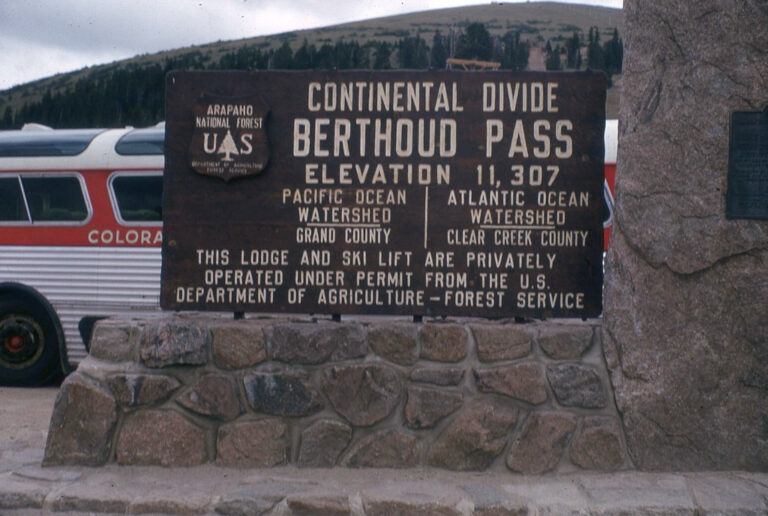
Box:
[217, 130, 240, 161]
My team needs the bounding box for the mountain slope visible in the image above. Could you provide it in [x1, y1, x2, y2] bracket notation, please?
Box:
[0, 2, 622, 126]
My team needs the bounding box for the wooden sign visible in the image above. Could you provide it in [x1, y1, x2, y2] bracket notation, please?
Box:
[162, 70, 606, 318]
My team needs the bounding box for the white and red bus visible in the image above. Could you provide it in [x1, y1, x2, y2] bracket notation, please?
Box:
[0, 121, 617, 386]
[0, 124, 163, 385]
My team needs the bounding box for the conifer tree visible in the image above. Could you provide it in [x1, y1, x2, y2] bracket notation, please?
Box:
[566, 32, 582, 69]
[603, 28, 623, 75]
[373, 42, 392, 69]
[456, 22, 493, 61]
[315, 43, 335, 69]
[1, 106, 13, 129]
[500, 31, 528, 70]
[272, 41, 294, 69]
[587, 27, 605, 72]
[545, 41, 562, 70]
[397, 34, 429, 69]
[430, 30, 449, 69]
[293, 40, 314, 69]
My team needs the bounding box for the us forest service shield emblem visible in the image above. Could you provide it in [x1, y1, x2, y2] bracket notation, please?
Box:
[188, 94, 270, 181]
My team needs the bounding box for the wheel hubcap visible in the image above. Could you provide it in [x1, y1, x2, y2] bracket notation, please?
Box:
[0, 315, 45, 369]
[6, 334, 25, 353]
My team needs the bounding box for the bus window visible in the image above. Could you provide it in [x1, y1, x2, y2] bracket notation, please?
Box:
[0, 129, 104, 157]
[110, 173, 163, 223]
[21, 176, 89, 222]
[115, 127, 164, 156]
[0, 177, 29, 222]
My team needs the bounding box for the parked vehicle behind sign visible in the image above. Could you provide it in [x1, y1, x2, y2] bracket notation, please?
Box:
[0, 124, 163, 385]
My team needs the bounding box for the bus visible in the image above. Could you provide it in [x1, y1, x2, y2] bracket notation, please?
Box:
[0, 124, 163, 385]
[0, 121, 617, 386]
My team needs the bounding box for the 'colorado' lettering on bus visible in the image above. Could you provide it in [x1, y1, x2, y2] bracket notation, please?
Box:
[87, 229, 163, 245]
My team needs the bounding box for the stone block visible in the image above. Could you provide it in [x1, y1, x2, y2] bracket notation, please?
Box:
[214, 482, 305, 515]
[472, 507, 528, 516]
[129, 493, 212, 515]
[139, 320, 210, 368]
[604, 0, 768, 470]
[216, 418, 288, 467]
[474, 362, 548, 404]
[569, 416, 625, 471]
[321, 364, 401, 426]
[50, 492, 131, 514]
[686, 473, 768, 515]
[404, 385, 463, 429]
[214, 489, 285, 515]
[46, 476, 212, 516]
[607, 236, 768, 469]
[0, 477, 49, 510]
[344, 429, 420, 468]
[106, 373, 180, 407]
[10, 466, 82, 483]
[420, 323, 468, 362]
[367, 324, 419, 365]
[546, 364, 607, 408]
[614, 2, 768, 275]
[536, 325, 594, 359]
[297, 419, 352, 467]
[427, 400, 518, 471]
[506, 412, 576, 474]
[243, 372, 323, 417]
[471, 324, 531, 362]
[286, 495, 351, 516]
[269, 323, 366, 364]
[410, 367, 465, 386]
[362, 498, 462, 516]
[116, 409, 208, 466]
[43, 373, 117, 466]
[176, 373, 243, 421]
[460, 484, 528, 516]
[88, 320, 141, 362]
[578, 473, 695, 514]
[211, 320, 266, 369]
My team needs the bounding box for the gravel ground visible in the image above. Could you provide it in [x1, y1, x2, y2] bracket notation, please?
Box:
[0, 387, 58, 451]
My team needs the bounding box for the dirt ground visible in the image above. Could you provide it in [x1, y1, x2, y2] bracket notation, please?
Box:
[0, 386, 58, 451]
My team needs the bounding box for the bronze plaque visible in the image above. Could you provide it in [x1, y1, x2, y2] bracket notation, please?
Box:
[162, 70, 606, 318]
[727, 108, 768, 220]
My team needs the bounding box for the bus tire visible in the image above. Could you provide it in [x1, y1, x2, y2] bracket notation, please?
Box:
[0, 296, 62, 386]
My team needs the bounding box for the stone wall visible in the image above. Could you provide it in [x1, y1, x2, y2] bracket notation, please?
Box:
[44, 315, 630, 473]
[603, 0, 768, 470]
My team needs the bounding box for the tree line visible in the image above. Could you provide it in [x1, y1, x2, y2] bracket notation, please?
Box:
[0, 23, 622, 129]
[545, 27, 623, 79]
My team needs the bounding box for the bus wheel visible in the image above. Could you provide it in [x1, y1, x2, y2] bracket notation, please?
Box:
[0, 297, 62, 386]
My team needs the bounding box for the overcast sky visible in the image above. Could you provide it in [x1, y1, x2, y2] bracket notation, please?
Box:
[0, 0, 622, 91]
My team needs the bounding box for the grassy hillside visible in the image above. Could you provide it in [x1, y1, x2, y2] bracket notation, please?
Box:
[0, 2, 622, 125]
[182, 2, 621, 59]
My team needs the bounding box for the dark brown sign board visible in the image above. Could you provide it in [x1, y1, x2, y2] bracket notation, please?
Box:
[727, 108, 768, 220]
[162, 70, 606, 318]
